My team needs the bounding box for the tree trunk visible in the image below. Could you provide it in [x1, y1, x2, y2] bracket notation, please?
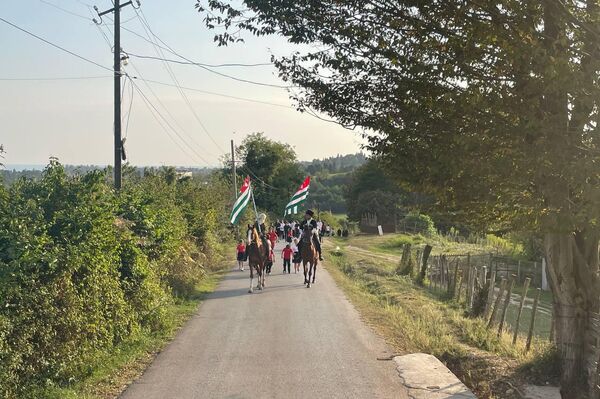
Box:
[544, 232, 600, 399]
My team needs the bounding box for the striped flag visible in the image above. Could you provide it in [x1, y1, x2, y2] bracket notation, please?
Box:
[230, 176, 252, 225]
[284, 176, 310, 216]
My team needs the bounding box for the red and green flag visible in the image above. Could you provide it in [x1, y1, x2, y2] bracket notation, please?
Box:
[230, 176, 252, 225]
[284, 176, 310, 216]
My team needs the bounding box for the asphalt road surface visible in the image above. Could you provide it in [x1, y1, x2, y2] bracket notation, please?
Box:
[120, 240, 408, 399]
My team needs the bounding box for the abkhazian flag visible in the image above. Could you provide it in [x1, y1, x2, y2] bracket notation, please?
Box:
[230, 177, 252, 225]
[284, 176, 310, 216]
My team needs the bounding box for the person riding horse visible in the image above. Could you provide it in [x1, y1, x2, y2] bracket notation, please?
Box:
[298, 209, 324, 261]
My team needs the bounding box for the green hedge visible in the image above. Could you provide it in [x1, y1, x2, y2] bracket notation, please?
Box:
[0, 162, 230, 397]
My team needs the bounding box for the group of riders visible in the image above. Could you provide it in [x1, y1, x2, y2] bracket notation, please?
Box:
[236, 209, 325, 272]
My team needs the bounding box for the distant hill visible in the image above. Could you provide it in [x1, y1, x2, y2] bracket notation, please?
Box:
[301, 153, 367, 214]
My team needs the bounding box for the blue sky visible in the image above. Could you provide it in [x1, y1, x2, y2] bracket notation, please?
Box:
[0, 0, 364, 167]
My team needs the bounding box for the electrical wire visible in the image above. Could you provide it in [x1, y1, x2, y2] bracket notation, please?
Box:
[128, 75, 211, 166]
[132, 7, 226, 153]
[126, 53, 272, 68]
[0, 75, 111, 81]
[38, 0, 91, 20]
[141, 78, 292, 109]
[133, 9, 288, 89]
[127, 62, 216, 164]
[0, 16, 113, 73]
[123, 77, 134, 139]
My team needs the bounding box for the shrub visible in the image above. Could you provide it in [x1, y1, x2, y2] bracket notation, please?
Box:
[0, 161, 231, 397]
[401, 213, 436, 236]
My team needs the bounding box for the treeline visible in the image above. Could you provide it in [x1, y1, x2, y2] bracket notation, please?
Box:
[0, 161, 231, 398]
[1, 165, 214, 186]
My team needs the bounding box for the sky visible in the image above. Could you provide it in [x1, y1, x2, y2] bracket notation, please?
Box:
[0, 0, 365, 167]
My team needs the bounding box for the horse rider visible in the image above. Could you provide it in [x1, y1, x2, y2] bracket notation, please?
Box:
[249, 213, 271, 255]
[298, 209, 324, 261]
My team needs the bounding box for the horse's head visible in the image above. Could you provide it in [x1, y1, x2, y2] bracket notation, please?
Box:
[302, 225, 313, 246]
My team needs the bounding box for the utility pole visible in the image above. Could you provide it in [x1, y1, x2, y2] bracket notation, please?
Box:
[94, 1, 138, 190]
[231, 139, 237, 199]
[231, 139, 239, 240]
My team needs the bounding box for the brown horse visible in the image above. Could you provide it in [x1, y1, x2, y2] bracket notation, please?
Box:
[246, 225, 268, 293]
[300, 225, 319, 288]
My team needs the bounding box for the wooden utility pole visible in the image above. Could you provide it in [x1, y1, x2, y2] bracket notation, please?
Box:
[95, 0, 138, 190]
[231, 139, 237, 199]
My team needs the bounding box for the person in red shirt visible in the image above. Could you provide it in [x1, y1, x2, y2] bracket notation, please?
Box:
[236, 240, 246, 271]
[268, 227, 278, 249]
[282, 244, 294, 274]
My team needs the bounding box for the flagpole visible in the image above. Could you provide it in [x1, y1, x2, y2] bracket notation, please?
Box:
[251, 188, 261, 234]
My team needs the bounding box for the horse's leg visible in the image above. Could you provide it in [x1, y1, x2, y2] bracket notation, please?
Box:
[312, 260, 317, 283]
[257, 266, 262, 290]
[249, 264, 254, 293]
[307, 261, 312, 288]
[261, 264, 266, 288]
[303, 262, 308, 285]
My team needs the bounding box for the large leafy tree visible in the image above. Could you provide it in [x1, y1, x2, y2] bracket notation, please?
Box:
[235, 133, 304, 215]
[198, 1, 600, 397]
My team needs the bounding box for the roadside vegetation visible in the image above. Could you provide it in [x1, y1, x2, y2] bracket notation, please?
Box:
[0, 161, 233, 398]
[325, 237, 558, 398]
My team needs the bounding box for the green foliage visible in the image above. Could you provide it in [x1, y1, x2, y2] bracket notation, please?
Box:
[318, 211, 341, 231]
[235, 133, 304, 213]
[0, 161, 230, 397]
[401, 213, 436, 236]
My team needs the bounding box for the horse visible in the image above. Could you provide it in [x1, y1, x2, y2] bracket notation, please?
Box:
[300, 224, 319, 288]
[246, 225, 268, 293]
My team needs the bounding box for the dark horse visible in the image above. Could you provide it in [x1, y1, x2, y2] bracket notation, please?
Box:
[246, 225, 268, 293]
[300, 224, 319, 288]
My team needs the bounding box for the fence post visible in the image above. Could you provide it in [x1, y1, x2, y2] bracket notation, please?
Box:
[512, 277, 531, 345]
[484, 269, 497, 320]
[456, 270, 464, 303]
[488, 277, 507, 328]
[498, 274, 516, 337]
[451, 258, 460, 296]
[418, 244, 433, 285]
[526, 288, 542, 352]
[469, 266, 478, 310]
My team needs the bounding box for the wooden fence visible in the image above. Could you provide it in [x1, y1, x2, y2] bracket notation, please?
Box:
[409, 249, 553, 347]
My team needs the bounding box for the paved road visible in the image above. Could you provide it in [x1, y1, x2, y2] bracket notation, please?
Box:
[120, 241, 408, 399]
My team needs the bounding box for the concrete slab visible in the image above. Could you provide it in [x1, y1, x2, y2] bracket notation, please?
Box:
[393, 353, 477, 398]
[523, 385, 561, 399]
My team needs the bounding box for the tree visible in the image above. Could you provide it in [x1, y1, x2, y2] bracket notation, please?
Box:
[345, 159, 404, 221]
[198, 1, 600, 397]
[235, 133, 304, 215]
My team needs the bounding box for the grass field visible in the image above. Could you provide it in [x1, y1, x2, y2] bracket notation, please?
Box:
[323, 235, 558, 398]
[340, 232, 525, 257]
[329, 233, 554, 339]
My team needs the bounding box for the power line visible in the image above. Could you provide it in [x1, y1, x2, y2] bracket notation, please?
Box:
[126, 63, 215, 165]
[141, 78, 291, 109]
[38, 0, 91, 20]
[0, 75, 111, 81]
[132, 9, 288, 89]
[0, 16, 113, 72]
[128, 76, 211, 166]
[129, 77, 202, 165]
[126, 53, 272, 68]
[133, 8, 226, 153]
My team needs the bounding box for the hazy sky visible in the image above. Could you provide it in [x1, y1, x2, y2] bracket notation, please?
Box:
[0, 0, 365, 167]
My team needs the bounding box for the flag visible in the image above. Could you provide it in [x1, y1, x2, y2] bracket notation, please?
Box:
[284, 176, 310, 216]
[230, 177, 252, 225]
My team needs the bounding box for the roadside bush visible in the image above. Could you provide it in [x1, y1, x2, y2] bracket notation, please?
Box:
[0, 161, 231, 397]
